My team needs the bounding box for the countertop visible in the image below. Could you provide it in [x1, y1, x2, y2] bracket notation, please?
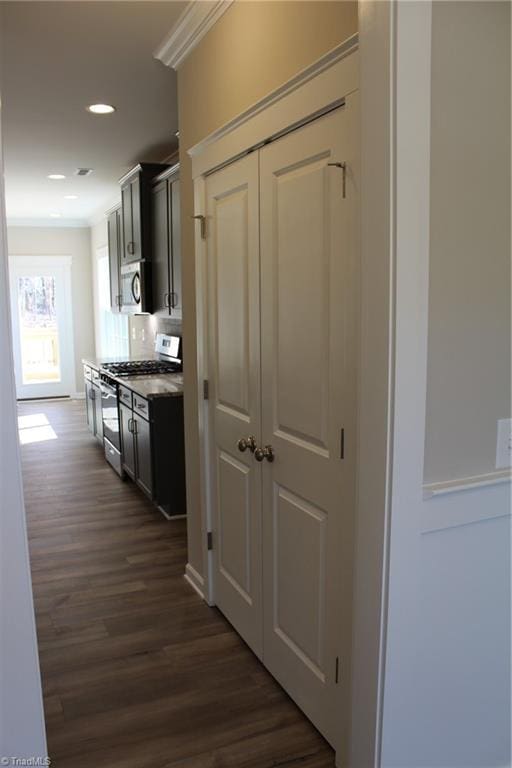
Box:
[82, 356, 184, 400]
[117, 373, 184, 400]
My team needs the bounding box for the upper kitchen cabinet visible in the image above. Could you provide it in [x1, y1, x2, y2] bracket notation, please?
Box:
[107, 206, 122, 313]
[151, 164, 182, 318]
[120, 163, 168, 265]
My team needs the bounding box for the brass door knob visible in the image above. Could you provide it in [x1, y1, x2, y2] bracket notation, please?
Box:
[254, 445, 274, 463]
[237, 435, 256, 453]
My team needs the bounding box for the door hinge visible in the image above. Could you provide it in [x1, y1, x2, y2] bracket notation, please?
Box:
[327, 161, 347, 198]
[203, 379, 209, 400]
[192, 214, 207, 239]
[207, 531, 213, 551]
[335, 656, 340, 684]
[340, 428, 345, 460]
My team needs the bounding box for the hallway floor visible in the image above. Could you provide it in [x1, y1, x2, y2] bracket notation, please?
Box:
[19, 398, 335, 768]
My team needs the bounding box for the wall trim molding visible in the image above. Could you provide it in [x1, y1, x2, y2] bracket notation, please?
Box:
[154, 0, 234, 71]
[184, 563, 205, 600]
[423, 469, 512, 499]
[188, 34, 359, 162]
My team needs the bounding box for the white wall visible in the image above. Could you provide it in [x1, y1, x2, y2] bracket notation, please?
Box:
[380, 3, 511, 767]
[7, 225, 95, 393]
[425, 1, 511, 483]
[90, 216, 108, 358]
[0, 21, 47, 758]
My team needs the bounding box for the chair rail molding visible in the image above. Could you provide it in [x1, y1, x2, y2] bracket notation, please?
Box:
[154, 0, 234, 71]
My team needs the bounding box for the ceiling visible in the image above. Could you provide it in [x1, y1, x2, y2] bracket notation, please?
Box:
[0, 1, 186, 225]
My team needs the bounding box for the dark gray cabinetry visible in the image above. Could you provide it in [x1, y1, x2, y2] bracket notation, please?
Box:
[120, 163, 168, 266]
[119, 385, 186, 517]
[119, 402, 136, 480]
[119, 389, 152, 498]
[151, 166, 182, 318]
[134, 413, 152, 497]
[107, 207, 122, 313]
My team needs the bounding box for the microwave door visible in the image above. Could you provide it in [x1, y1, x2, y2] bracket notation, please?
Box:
[120, 264, 141, 311]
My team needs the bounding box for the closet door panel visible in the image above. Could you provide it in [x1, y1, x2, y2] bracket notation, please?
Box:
[259, 103, 359, 746]
[206, 152, 263, 658]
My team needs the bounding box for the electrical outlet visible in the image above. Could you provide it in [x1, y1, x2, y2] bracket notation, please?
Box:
[496, 418, 512, 469]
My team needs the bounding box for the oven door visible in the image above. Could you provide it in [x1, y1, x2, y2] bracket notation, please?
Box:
[101, 379, 121, 451]
[120, 262, 151, 313]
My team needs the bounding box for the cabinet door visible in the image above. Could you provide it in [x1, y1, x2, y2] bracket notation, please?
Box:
[130, 177, 142, 262]
[85, 381, 95, 434]
[93, 383, 103, 443]
[151, 180, 170, 315]
[108, 209, 121, 312]
[121, 183, 133, 264]
[119, 403, 135, 479]
[170, 178, 182, 317]
[134, 414, 152, 498]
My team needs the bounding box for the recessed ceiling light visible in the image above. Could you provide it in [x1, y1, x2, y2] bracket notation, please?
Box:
[86, 103, 116, 115]
[64, 195, 78, 200]
[48, 174, 66, 180]
[50, 213, 61, 218]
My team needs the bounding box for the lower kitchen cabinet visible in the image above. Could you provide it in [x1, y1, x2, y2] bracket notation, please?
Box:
[119, 402, 136, 480]
[119, 387, 185, 517]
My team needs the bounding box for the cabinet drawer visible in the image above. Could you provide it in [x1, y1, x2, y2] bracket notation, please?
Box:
[133, 394, 149, 420]
[84, 365, 92, 381]
[119, 386, 133, 408]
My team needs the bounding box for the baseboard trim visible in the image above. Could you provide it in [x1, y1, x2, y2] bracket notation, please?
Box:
[184, 563, 205, 600]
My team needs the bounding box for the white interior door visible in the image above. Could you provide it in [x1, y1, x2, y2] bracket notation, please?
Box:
[9, 256, 75, 399]
[206, 153, 264, 658]
[259, 106, 358, 746]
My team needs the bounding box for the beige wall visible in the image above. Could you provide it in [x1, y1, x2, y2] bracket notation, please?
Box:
[7, 225, 95, 393]
[178, 0, 358, 578]
[424, 1, 511, 483]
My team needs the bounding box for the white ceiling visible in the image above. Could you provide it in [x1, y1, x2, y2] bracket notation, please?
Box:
[0, 1, 186, 226]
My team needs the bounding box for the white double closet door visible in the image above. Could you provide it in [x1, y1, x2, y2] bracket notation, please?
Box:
[206, 105, 357, 747]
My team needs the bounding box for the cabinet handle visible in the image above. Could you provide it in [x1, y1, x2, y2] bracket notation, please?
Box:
[132, 419, 138, 436]
[170, 292, 178, 309]
[127, 241, 135, 255]
[128, 418, 133, 433]
[90, 388, 95, 401]
[137, 401, 146, 410]
[116, 294, 122, 308]
[164, 292, 170, 308]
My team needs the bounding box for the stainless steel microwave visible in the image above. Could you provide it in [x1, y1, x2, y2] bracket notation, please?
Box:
[120, 262, 152, 313]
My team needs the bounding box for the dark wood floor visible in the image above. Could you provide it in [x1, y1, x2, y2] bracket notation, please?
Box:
[19, 398, 334, 768]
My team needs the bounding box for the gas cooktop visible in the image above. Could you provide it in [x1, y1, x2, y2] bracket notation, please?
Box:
[101, 360, 181, 377]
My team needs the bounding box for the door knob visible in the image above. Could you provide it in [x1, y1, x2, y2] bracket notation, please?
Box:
[237, 435, 256, 453]
[254, 445, 275, 463]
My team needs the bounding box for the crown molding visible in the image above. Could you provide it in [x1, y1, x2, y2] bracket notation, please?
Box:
[154, 0, 234, 70]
